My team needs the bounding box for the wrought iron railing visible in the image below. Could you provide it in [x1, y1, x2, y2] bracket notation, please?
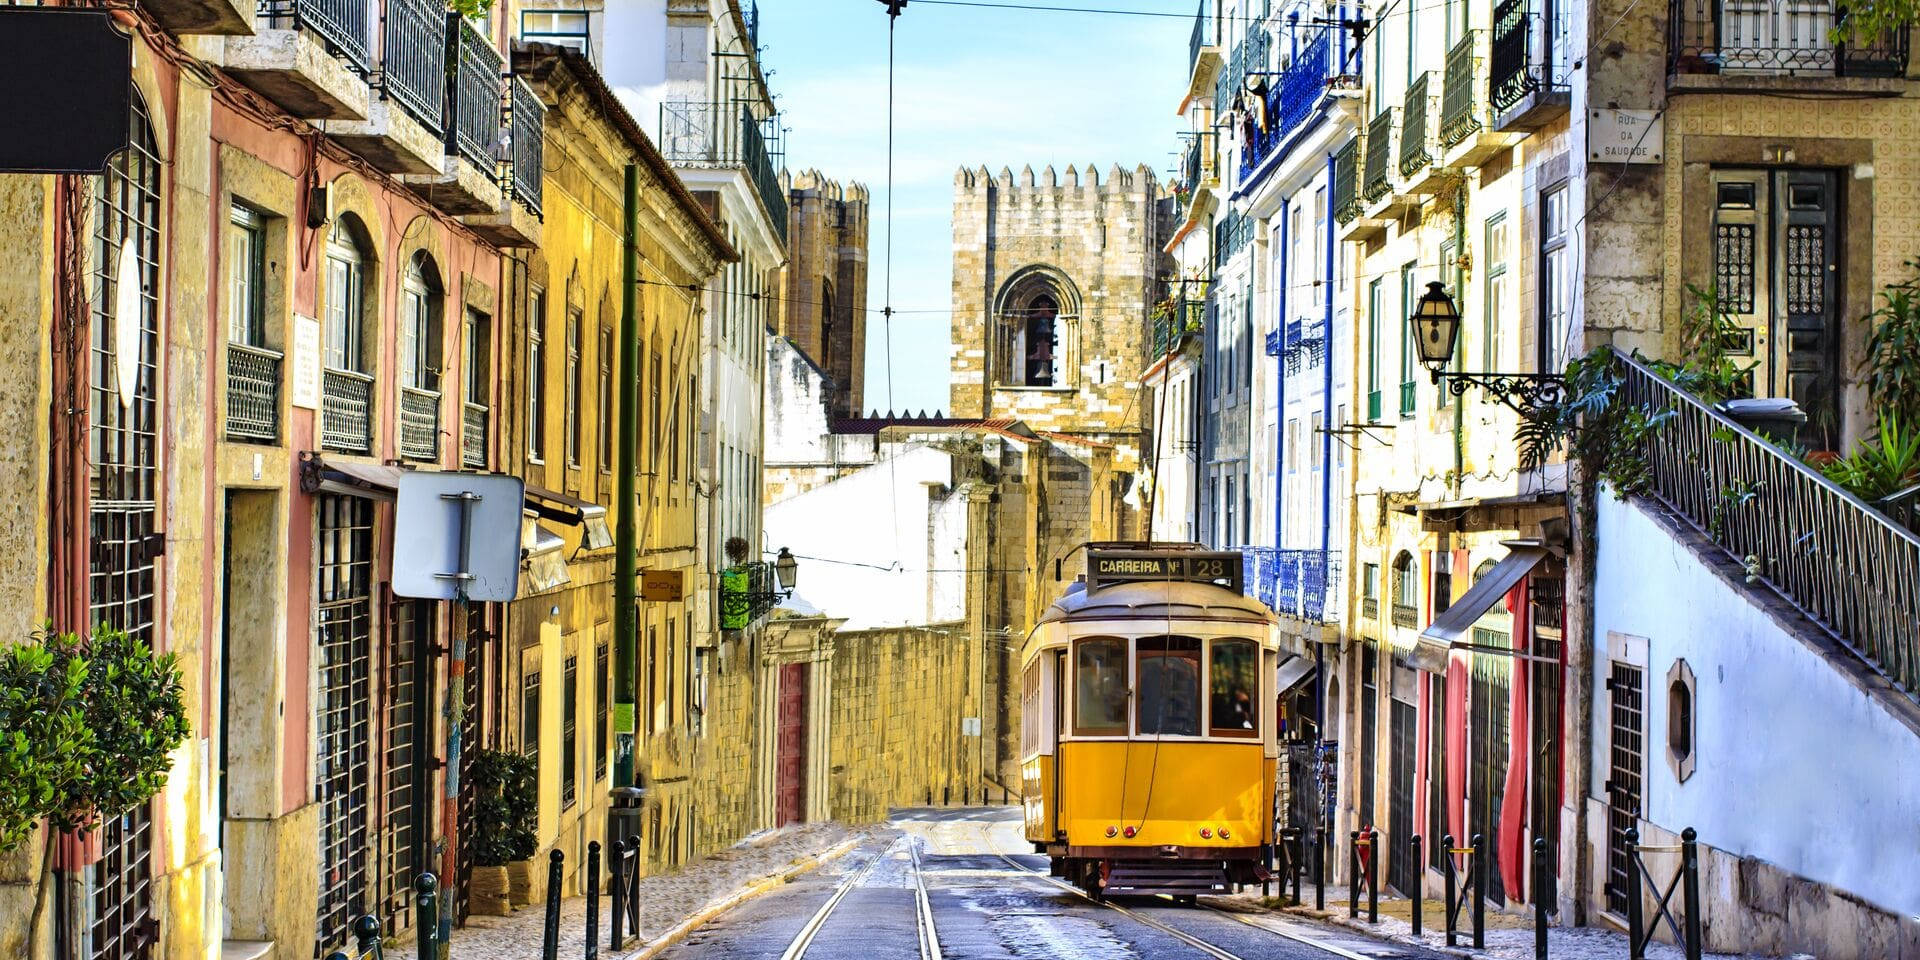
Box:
[1618, 353, 1920, 695]
[1490, 0, 1555, 111]
[1242, 31, 1331, 178]
[462, 402, 488, 469]
[741, 109, 788, 244]
[446, 14, 504, 171]
[1666, 0, 1909, 76]
[1216, 27, 1267, 110]
[380, 0, 444, 134]
[1441, 33, 1482, 148]
[1244, 548, 1345, 623]
[399, 386, 440, 461]
[1363, 109, 1395, 203]
[1189, 0, 1212, 76]
[720, 561, 777, 629]
[1362, 595, 1379, 620]
[1880, 484, 1920, 534]
[1153, 286, 1208, 357]
[743, 0, 760, 51]
[508, 76, 545, 214]
[1391, 602, 1418, 629]
[1333, 138, 1359, 224]
[259, 0, 369, 74]
[322, 368, 374, 453]
[1399, 73, 1433, 179]
[226, 344, 282, 443]
[1214, 208, 1251, 268]
[657, 100, 786, 243]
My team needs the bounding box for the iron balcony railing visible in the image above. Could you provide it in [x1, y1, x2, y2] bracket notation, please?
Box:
[1153, 284, 1209, 357]
[1244, 548, 1345, 623]
[1333, 138, 1359, 224]
[743, 0, 759, 51]
[1440, 32, 1482, 148]
[1399, 72, 1434, 179]
[399, 386, 440, 461]
[720, 561, 777, 629]
[1361, 595, 1379, 620]
[1880, 484, 1920, 534]
[1215, 28, 1267, 110]
[1189, 0, 1212, 76]
[1214, 208, 1252, 269]
[1241, 30, 1331, 178]
[322, 368, 374, 453]
[658, 100, 787, 244]
[446, 14, 505, 171]
[1362, 108, 1396, 203]
[508, 77, 545, 214]
[1491, 0, 1567, 111]
[1667, 0, 1909, 76]
[259, 0, 369, 74]
[226, 343, 282, 443]
[462, 402, 488, 469]
[1617, 352, 1920, 696]
[381, 0, 444, 135]
[1391, 602, 1418, 629]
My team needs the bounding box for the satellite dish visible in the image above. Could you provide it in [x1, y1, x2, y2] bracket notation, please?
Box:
[112, 243, 141, 410]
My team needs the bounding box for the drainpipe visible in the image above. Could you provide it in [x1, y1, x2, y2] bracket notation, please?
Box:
[1276, 198, 1289, 549]
[1314, 151, 1337, 863]
[614, 165, 640, 788]
[1452, 180, 1466, 497]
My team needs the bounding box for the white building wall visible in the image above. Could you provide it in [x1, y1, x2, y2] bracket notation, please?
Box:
[1592, 494, 1920, 919]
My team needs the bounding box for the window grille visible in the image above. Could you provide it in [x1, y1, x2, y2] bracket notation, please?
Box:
[595, 642, 609, 782]
[382, 601, 430, 934]
[562, 655, 578, 809]
[1470, 641, 1512, 904]
[83, 89, 162, 960]
[1605, 662, 1645, 915]
[455, 606, 487, 922]
[315, 495, 374, 954]
[1359, 642, 1377, 829]
[1388, 698, 1417, 894]
[528, 288, 546, 461]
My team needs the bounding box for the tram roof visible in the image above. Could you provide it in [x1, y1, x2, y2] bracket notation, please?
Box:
[1037, 579, 1278, 627]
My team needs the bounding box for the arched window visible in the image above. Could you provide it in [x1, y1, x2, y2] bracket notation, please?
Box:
[322, 218, 374, 452]
[399, 254, 443, 460]
[992, 267, 1079, 388]
[1390, 551, 1418, 627]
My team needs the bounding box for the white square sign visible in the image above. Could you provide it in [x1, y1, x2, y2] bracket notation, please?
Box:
[392, 472, 527, 602]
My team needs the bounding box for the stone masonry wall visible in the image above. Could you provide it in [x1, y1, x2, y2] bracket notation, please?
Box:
[827, 622, 976, 821]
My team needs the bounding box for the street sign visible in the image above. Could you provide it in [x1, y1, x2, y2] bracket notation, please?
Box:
[641, 569, 684, 602]
[393, 472, 526, 602]
[1087, 549, 1244, 593]
[0, 10, 130, 173]
[290, 315, 321, 409]
[1588, 109, 1663, 165]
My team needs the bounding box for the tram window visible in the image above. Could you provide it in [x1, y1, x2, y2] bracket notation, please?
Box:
[1137, 636, 1202, 737]
[1210, 639, 1259, 738]
[1074, 638, 1129, 735]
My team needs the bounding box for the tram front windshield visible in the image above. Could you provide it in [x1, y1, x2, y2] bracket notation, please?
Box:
[1137, 636, 1201, 736]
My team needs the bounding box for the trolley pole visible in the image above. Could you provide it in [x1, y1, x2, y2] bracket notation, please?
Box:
[613, 164, 640, 788]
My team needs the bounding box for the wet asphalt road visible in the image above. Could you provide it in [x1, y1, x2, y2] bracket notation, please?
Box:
[661, 807, 1453, 960]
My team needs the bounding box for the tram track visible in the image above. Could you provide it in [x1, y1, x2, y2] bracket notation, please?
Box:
[779, 836, 943, 960]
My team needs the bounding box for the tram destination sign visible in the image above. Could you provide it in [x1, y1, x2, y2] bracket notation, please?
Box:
[1087, 550, 1243, 594]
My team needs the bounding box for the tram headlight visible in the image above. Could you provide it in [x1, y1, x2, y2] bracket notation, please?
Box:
[1123, 825, 1137, 839]
[1105, 825, 1117, 838]
[1200, 828, 1213, 839]
[1219, 827, 1230, 840]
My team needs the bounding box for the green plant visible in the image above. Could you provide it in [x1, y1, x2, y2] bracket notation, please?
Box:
[1667, 284, 1756, 405]
[1863, 263, 1920, 430]
[0, 639, 91, 853]
[1821, 415, 1920, 502]
[450, 0, 498, 20]
[472, 748, 538, 866]
[1517, 345, 1677, 499]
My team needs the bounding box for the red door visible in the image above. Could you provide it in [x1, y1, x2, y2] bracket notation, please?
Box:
[777, 663, 809, 826]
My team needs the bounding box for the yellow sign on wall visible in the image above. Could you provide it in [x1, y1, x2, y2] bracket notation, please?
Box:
[641, 569, 684, 602]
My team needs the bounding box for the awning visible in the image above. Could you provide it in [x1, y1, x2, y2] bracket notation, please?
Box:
[1405, 541, 1554, 671]
[301, 454, 405, 501]
[522, 520, 570, 594]
[524, 484, 613, 550]
[1275, 654, 1316, 694]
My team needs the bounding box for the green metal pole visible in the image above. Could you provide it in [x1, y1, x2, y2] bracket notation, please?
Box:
[614, 164, 640, 787]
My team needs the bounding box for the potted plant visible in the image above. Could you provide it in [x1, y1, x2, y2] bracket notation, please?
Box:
[470, 749, 538, 914]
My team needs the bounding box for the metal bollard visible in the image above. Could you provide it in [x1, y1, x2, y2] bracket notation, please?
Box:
[1348, 830, 1360, 918]
[1682, 828, 1703, 960]
[1626, 828, 1645, 960]
[1443, 834, 1458, 947]
[1291, 833, 1302, 905]
[609, 834, 628, 950]
[353, 914, 382, 957]
[416, 872, 440, 960]
[1315, 830, 1326, 911]
[1471, 832, 1486, 949]
[1533, 837, 1549, 960]
[542, 848, 564, 960]
[1367, 829, 1379, 924]
[1410, 835, 1422, 936]
[587, 840, 602, 960]
[944, 786, 950, 806]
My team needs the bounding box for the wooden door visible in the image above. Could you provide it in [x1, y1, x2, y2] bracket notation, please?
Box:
[776, 662, 810, 826]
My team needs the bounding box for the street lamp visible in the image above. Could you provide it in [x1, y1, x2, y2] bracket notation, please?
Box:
[1408, 281, 1566, 416]
[774, 547, 798, 594]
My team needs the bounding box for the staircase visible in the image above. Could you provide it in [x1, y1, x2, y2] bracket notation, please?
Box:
[1103, 860, 1234, 897]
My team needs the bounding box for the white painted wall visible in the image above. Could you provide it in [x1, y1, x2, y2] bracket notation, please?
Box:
[1592, 494, 1920, 918]
[763, 444, 968, 630]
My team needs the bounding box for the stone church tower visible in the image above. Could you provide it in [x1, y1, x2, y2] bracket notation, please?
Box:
[950, 163, 1169, 467]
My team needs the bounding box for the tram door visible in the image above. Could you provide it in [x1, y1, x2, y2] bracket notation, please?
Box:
[1051, 649, 1067, 838]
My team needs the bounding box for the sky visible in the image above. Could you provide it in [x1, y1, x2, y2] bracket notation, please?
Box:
[757, 0, 1190, 415]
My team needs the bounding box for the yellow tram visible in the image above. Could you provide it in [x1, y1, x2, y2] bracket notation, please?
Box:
[1019, 544, 1284, 901]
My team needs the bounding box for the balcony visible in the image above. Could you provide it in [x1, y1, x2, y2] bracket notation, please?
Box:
[1391, 602, 1418, 629]
[720, 562, 779, 630]
[399, 386, 440, 461]
[330, 0, 444, 174]
[1241, 31, 1333, 181]
[1490, 0, 1572, 131]
[403, 16, 504, 215]
[1361, 109, 1395, 205]
[1667, 0, 1910, 92]
[465, 77, 545, 248]
[1617, 352, 1920, 696]
[1440, 31, 1528, 167]
[1398, 72, 1441, 190]
[658, 100, 789, 245]
[1366, 389, 1383, 421]
[225, 344, 282, 444]
[1362, 595, 1379, 620]
[1331, 138, 1360, 227]
[145, 0, 252, 37]
[1153, 283, 1208, 358]
[225, 0, 371, 120]
[1213, 208, 1252, 269]
[462, 402, 488, 469]
[1186, 0, 1224, 106]
[321, 368, 373, 453]
[1244, 548, 1345, 624]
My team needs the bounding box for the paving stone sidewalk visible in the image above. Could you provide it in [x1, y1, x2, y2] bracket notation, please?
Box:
[384, 821, 863, 960]
[1220, 893, 1796, 960]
